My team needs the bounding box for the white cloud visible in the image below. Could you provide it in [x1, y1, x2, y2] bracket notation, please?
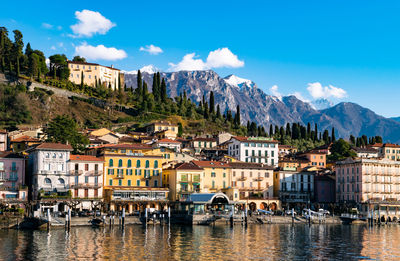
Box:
[74, 43, 127, 61]
[139, 44, 163, 55]
[168, 53, 207, 71]
[168, 47, 244, 71]
[307, 82, 347, 99]
[50, 46, 56, 50]
[70, 10, 115, 38]
[269, 85, 282, 99]
[58, 42, 64, 47]
[57, 25, 63, 30]
[206, 48, 244, 68]
[42, 23, 53, 29]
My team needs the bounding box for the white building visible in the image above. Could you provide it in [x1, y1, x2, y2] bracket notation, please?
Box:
[276, 170, 315, 205]
[228, 136, 278, 166]
[68, 155, 104, 210]
[28, 143, 73, 213]
[154, 138, 182, 152]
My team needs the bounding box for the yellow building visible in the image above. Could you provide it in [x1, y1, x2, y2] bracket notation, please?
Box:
[382, 143, 400, 161]
[146, 121, 178, 139]
[10, 135, 41, 153]
[192, 161, 231, 193]
[67, 61, 122, 90]
[163, 162, 204, 201]
[99, 144, 168, 212]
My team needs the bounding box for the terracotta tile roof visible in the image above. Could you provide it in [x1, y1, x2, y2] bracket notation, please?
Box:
[158, 138, 181, 144]
[173, 162, 204, 170]
[67, 61, 120, 71]
[95, 143, 152, 150]
[11, 135, 40, 142]
[0, 151, 25, 158]
[35, 143, 73, 150]
[229, 162, 274, 170]
[192, 160, 231, 168]
[383, 143, 400, 148]
[0, 129, 7, 134]
[70, 155, 103, 162]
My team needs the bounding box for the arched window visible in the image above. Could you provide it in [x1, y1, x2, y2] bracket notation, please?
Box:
[109, 159, 113, 167]
[57, 178, 65, 185]
[44, 178, 51, 185]
[136, 160, 141, 168]
[127, 159, 132, 168]
[145, 160, 150, 168]
[118, 159, 123, 167]
[154, 160, 158, 168]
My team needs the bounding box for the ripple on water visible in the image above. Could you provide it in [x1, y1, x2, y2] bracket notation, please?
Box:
[1, 224, 400, 260]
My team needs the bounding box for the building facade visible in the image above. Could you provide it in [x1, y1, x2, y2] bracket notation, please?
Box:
[274, 169, 315, 207]
[230, 162, 274, 199]
[100, 144, 167, 212]
[0, 152, 27, 202]
[190, 138, 218, 155]
[0, 130, 7, 151]
[68, 155, 104, 210]
[28, 143, 73, 212]
[164, 162, 204, 201]
[192, 161, 231, 193]
[67, 61, 122, 90]
[228, 136, 278, 166]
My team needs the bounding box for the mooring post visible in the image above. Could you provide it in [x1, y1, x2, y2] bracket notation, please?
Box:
[47, 208, 51, 231]
[292, 208, 295, 225]
[122, 208, 125, 228]
[168, 206, 171, 225]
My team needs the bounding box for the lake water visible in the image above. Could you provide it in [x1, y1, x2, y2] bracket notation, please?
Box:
[0, 224, 400, 260]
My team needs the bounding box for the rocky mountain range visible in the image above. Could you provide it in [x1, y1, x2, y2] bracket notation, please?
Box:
[124, 69, 400, 143]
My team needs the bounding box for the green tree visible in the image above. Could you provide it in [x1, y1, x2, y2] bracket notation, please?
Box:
[49, 54, 69, 80]
[209, 91, 215, 114]
[24, 42, 33, 57]
[44, 115, 89, 153]
[328, 138, 357, 161]
[27, 53, 39, 78]
[234, 104, 240, 127]
[349, 135, 356, 145]
[160, 78, 167, 102]
[331, 127, 336, 142]
[178, 122, 183, 137]
[72, 56, 86, 62]
[12, 30, 24, 77]
[152, 73, 159, 101]
[216, 104, 221, 119]
[135, 70, 143, 100]
[323, 130, 330, 144]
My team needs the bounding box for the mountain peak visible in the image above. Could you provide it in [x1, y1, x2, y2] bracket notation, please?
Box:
[123, 65, 160, 75]
[223, 74, 255, 89]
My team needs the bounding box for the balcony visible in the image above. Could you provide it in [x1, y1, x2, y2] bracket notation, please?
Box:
[253, 177, 264, 181]
[69, 170, 83, 176]
[9, 167, 18, 172]
[71, 183, 102, 189]
[8, 176, 18, 182]
[237, 176, 247, 181]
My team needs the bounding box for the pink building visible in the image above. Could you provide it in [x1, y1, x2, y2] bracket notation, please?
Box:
[336, 158, 400, 216]
[0, 151, 27, 202]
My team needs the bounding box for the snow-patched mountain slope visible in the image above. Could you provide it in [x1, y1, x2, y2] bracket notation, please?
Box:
[123, 65, 159, 75]
[223, 74, 255, 89]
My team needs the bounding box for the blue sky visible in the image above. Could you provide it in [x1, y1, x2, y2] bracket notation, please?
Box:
[2, 1, 400, 117]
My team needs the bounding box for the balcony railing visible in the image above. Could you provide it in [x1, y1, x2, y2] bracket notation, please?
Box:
[8, 176, 18, 181]
[9, 167, 18, 172]
[69, 170, 83, 175]
[71, 183, 102, 189]
[253, 177, 264, 181]
[237, 176, 247, 181]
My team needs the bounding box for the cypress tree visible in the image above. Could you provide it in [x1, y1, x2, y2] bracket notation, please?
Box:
[323, 130, 330, 144]
[209, 91, 215, 113]
[349, 135, 356, 145]
[307, 122, 311, 139]
[234, 105, 240, 126]
[156, 72, 161, 92]
[331, 127, 336, 142]
[204, 101, 209, 119]
[216, 104, 221, 119]
[286, 123, 291, 137]
[160, 78, 167, 102]
[152, 73, 159, 101]
[136, 70, 143, 100]
[274, 125, 279, 137]
[247, 121, 251, 134]
[269, 125, 273, 137]
[80, 71, 84, 90]
[314, 123, 318, 141]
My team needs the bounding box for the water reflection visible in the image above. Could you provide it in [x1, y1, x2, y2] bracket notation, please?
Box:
[1, 224, 400, 260]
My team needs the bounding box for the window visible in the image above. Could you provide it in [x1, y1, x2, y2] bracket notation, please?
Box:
[128, 180, 131, 186]
[85, 176, 89, 183]
[108, 169, 114, 175]
[118, 180, 122, 186]
[211, 172, 216, 177]
[145, 180, 149, 187]
[109, 179, 113, 186]
[136, 160, 141, 168]
[127, 160, 132, 168]
[154, 160, 158, 168]
[75, 176, 78, 184]
[223, 172, 226, 178]
[109, 159, 114, 167]
[94, 176, 98, 185]
[44, 178, 51, 185]
[154, 180, 158, 187]
[223, 181, 226, 188]
[212, 180, 215, 188]
[137, 180, 140, 186]
[85, 164, 89, 171]
[265, 172, 269, 178]
[145, 160, 150, 168]
[53, 153, 57, 158]
[118, 159, 123, 167]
